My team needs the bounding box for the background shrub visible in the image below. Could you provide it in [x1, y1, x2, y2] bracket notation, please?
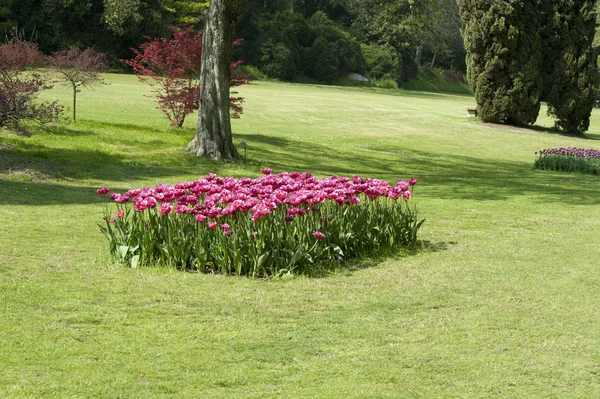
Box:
[375, 78, 399, 90]
[0, 36, 63, 135]
[303, 37, 339, 83]
[260, 39, 296, 80]
[361, 43, 401, 83]
[239, 10, 365, 83]
[442, 69, 466, 84]
[237, 64, 267, 81]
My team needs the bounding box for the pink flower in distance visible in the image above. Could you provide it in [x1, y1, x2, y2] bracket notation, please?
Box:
[116, 210, 125, 218]
[97, 187, 110, 195]
[408, 178, 418, 186]
[195, 214, 206, 223]
[261, 168, 272, 175]
[284, 215, 295, 223]
[312, 231, 325, 240]
[252, 231, 258, 238]
[208, 222, 217, 229]
[109, 218, 116, 223]
[403, 191, 411, 200]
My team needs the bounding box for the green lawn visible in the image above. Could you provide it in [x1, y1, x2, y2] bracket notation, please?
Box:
[1, 74, 600, 398]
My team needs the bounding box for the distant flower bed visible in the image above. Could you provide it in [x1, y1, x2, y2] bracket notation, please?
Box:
[535, 147, 600, 175]
[98, 170, 424, 277]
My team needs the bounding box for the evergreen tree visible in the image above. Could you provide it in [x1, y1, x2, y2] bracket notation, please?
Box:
[459, 0, 542, 125]
[541, 0, 599, 134]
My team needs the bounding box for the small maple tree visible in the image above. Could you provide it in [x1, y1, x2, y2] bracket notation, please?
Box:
[48, 47, 107, 123]
[0, 36, 63, 135]
[125, 25, 248, 128]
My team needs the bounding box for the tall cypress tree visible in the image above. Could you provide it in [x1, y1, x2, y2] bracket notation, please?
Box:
[459, 0, 542, 126]
[541, 0, 599, 134]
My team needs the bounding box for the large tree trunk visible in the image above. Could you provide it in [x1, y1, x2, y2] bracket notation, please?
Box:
[187, 0, 240, 162]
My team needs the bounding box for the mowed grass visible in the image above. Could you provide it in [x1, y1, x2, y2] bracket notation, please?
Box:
[1, 74, 600, 398]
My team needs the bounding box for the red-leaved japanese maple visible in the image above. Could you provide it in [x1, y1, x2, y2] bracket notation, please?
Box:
[125, 25, 248, 127]
[0, 36, 63, 135]
[48, 47, 107, 123]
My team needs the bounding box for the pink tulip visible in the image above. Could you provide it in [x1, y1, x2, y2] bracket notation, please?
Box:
[312, 231, 325, 240]
[159, 203, 172, 216]
[175, 205, 189, 214]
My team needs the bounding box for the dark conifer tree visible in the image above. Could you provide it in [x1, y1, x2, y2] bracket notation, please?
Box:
[540, 0, 599, 134]
[458, 0, 542, 125]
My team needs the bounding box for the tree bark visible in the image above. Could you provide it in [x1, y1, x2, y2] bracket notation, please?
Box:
[187, 0, 241, 162]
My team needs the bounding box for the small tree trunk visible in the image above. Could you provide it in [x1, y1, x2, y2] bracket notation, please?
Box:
[72, 84, 77, 122]
[187, 0, 240, 162]
[431, 51, 436, 69]
[415, 44, 423, 69]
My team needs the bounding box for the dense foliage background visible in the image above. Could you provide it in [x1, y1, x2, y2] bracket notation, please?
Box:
[0, 0, 466, 84]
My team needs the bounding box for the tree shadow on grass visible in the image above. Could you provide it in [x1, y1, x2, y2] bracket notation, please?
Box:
[0, 138, 231, 185]
[517, 124, 600, 141]
[283, 81, 471, 101]
[308, 240, 455, 278]
[40, 121, 197, 143]
[43, 125, 95, 137]
[238, 132, 600, 206]
[0, 180, 135, 206]
[1, 144, 162, 182]
[85, 120, 185, 135]
[472, 120, 600, 141]
[2, 128, 599, 206]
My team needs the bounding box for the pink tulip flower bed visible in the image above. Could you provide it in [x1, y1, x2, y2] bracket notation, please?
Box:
[535, 147, 600, 175]
[98, 170, 423, 276]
